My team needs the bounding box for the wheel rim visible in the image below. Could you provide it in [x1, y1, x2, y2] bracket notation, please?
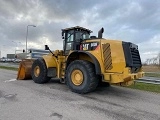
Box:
[71, 70, 84, 86]
[34, 66, 40, 77]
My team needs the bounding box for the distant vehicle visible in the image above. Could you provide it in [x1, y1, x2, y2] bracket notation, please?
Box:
[13, 59, 22, 63]
[26, 48, 50, 59]
[0, 58, 14, 62]
[6, 59, 12, 62]
[0, 57, 7, 62]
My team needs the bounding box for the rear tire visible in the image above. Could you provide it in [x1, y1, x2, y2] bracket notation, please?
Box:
[98, 75, 110, 87]
[98, 81, 110, 87]
[31, 58, 51, 84]
[66, 60, 99, 94]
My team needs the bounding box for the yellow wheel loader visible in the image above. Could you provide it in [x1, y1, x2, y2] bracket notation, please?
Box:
[17, 26, 144, 94]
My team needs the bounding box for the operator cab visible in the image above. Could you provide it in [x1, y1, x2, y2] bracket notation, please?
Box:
[62, 26, 92, 55]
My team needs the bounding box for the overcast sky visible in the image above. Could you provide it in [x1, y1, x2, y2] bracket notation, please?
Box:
[0, 0, 160, 62]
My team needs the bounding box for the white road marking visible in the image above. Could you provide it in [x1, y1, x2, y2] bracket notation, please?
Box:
[4, 79, 17, 82]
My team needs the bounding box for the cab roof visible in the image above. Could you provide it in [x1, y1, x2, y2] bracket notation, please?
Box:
[62, 26, 92, 33]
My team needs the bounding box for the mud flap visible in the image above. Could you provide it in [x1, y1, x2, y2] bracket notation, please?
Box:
[17, 59, 34, 80]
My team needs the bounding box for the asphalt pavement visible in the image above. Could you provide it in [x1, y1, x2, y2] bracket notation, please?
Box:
[0, 69, 160, 120]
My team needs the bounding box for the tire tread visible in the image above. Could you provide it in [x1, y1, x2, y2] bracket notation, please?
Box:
[31, 58, 51, 84]
[66, 60, 98, 94]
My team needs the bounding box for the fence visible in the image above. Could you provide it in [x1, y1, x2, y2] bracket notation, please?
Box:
[135, 77, 160, 85]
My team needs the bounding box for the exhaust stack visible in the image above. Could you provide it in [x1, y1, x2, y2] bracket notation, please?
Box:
[98, 27, 104, 38]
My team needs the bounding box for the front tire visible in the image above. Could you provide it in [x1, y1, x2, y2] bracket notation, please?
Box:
[31, 58, 51, 84]
[66, 60, 99, 94]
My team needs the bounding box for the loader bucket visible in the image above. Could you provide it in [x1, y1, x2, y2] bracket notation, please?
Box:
[17, 59, 34, 80]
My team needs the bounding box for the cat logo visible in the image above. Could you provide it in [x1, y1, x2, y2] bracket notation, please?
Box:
[83, 43, 89, 50]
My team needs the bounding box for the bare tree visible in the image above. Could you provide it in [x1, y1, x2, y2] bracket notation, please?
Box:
[144, 52, 160, 67]
[153, 57, 157, 65]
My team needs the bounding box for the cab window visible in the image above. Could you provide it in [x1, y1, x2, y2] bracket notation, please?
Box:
[75, 31, 90, 41]
[81, 33, 90, 39]
[67, 30, 74, 42]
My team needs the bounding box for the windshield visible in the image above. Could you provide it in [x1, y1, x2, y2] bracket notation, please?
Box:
[75, 31, 90, 41]
[81, 32, 90, 39]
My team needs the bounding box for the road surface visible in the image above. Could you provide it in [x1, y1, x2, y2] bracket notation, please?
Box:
[0, 69, 160, 120]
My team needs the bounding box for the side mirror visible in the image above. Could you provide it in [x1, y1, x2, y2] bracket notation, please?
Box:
[45, 45, 54, 55]
[45, 45, 49, 50]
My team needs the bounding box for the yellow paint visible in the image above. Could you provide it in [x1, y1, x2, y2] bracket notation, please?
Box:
[80, 39, 126, 74]
[41, 38, 144, 86]
[17, 59, 34, 80]
[42, 52, 66, 78]
[34, 66, 40, 77]
[42, 55, 57, 68]
[71, 70, 84, 86]
[80, 39, 144, 86]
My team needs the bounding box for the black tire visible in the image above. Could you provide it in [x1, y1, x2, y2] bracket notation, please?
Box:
[98, 81, 110, 87]
[31, 58, 51, 84]
[98, 75, 110, 87]
[66, 60, 99, 94]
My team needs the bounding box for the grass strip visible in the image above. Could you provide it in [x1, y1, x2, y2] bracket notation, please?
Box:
[127, 82, 160, 93]
[0, 66, 18, 71]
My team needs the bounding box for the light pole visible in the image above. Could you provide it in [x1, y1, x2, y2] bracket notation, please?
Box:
[26, 25, 36, 53]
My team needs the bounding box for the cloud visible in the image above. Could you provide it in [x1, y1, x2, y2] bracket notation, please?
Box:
[138, 34, 160, 62]
[0, 0, 160, 62]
